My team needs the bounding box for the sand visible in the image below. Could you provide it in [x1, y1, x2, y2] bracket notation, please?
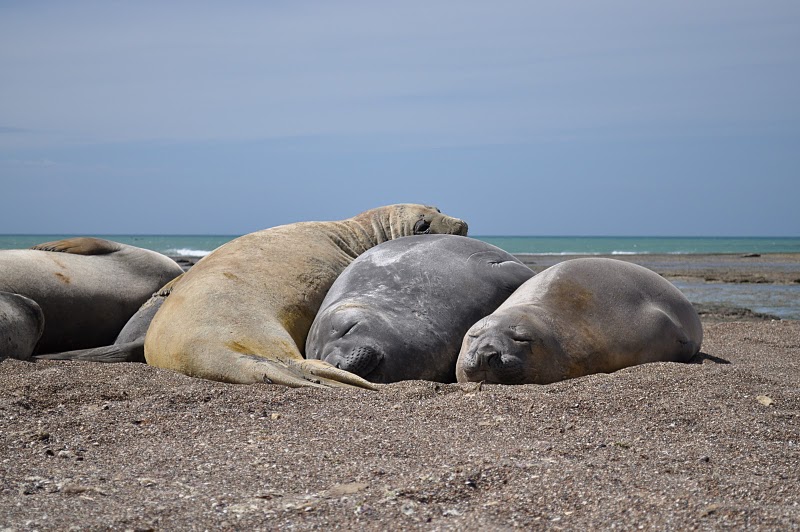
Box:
[1, 254, 798, 530]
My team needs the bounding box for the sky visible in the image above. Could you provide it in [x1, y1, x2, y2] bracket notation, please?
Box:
[1, 1, 798, 236]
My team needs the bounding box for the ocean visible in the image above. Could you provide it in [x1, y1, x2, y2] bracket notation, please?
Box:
[2, 235, 799, 320]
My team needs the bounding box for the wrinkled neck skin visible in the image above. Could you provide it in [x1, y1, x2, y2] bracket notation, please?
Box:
[351, 205, 424, 242]
[323, 205, 465, 260]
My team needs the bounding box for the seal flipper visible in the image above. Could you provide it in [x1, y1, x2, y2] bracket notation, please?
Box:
[291, 358, 380, 390]
[34, 341, 145, 363]
[210, 353, 378, 389]
[31, 237, 122, 255]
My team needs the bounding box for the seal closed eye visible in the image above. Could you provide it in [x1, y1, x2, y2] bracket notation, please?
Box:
[414, 219, 431, 234]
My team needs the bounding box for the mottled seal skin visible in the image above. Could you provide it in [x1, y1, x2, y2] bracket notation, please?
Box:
[456, 258, 703, 385]
[144, 204, 468, 388]
[35, 275, 181, 363]
[0, 238, 184, 355]
[306, 235, 534, 383]
[0, 292, 44, 361]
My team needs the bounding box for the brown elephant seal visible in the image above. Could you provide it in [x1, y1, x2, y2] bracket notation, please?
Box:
[0, 292, 45, 361]
[35, 276, 181, 363]
[144, 204, 468, 388]
[0, 238, 184, 354]
[306, 235, 533, 383]
[456, 258, 703, 385]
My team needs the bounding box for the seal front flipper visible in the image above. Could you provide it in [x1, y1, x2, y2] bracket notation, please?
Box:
[34, 341, 145, 363]
[240, 355, 378, 389]
[197, 351, 378, 389]
[289, 358, 379, 390]
[31, 237, 122, 255]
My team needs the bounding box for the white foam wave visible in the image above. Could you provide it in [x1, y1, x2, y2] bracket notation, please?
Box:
[169, 248, 212, 257]
[515, 251, 656, 256]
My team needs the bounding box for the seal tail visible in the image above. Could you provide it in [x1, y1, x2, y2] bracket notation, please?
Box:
[34, 341, 145, 363]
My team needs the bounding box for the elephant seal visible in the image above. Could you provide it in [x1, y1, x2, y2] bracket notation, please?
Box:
[35, 275, 181, 363]
[306, 235, 534, 383]
[456, 258, 703, 385]
[144, 204, 468, 388]
[0, 292, 45, 361]
[0, 238, 184, 354]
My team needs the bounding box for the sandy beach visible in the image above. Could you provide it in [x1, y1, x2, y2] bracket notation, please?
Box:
[1, 254, 798, 529]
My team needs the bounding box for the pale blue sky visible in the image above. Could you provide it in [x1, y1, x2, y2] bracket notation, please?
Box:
[1, 1, 798, 236]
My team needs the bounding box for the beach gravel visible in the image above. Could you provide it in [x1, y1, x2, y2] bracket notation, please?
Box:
[1, 318, 798, 530]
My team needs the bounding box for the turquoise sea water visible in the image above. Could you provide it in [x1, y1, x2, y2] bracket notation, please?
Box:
[1, 235, 799, 256]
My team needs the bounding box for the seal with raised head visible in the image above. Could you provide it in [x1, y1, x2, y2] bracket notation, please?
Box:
[0, 291, 44, 361]
[456, 257, 703, 385]
[0, 238, 184, 354]
[306, 235, 534, 383]
[144, 204, 468, 388]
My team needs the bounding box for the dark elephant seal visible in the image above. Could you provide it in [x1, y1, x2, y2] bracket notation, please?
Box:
[144, 204, 468, 388]
[35, 275, 181, 363]
[0, 238, 184, 354]
[456, 258, 703, 385]
[0, 292, 44, 361]
[306, 235, 534, 383]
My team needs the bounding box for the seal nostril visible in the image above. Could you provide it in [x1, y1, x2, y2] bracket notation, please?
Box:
[478, 350, 498, 369]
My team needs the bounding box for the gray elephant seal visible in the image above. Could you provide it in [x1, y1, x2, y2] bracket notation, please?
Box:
[306, 235, 534, 383]
[456, 258, 703, 385]
[0, 292, 44, 361]
[144, 204, 468, 388]
[0, 238, 184, 354]
[35, 275, 181, 363]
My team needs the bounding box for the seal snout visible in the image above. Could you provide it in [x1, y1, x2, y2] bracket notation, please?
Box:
[324, 345, 383, 379]
[457, 329, 531, 384]
[459, 337, 504, 379]
[473, 345, 500, 370]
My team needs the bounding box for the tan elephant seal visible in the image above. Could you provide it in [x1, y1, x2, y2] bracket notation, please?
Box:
[456, 258, 703, 385]
[144, 204, 468, 388]
[0, 238, 184, 354]
[0, 292, 45, 361]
